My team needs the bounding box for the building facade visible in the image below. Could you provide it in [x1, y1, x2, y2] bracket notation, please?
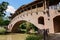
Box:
[8, 0, 60, 33]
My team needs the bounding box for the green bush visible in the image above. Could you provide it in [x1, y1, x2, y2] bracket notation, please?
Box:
[26, 35, 43, 40]
[20, 25, 26, 29]
[0, 27, 6, 34]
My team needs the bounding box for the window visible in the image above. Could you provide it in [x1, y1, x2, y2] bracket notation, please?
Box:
[37, 3, 43, 8]
[38, 17, 44, 25]
[28, 7, 31, 10]
[32, 5, 36, 9]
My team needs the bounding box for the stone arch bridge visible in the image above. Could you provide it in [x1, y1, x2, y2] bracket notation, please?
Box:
[8, 0, 60, 33]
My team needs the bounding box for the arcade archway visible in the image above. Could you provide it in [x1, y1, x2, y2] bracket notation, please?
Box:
[53, 16, 60, 33]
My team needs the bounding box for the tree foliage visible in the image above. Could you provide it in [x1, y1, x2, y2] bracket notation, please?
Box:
[19, 22, 38, 33]
[0, 2, 9, 26]
[19, 22, 26, 29]
[0, 2, 9, 17]
[0, 17, 4, 26]
[1, 20, 10, 26]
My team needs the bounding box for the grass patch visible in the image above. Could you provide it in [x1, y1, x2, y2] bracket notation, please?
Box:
[0, 27, 6, 34]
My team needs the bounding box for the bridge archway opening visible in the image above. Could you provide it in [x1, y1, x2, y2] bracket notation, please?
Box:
[53, 16, 60, 33]
[12, 20, 39, 33]
[38, 17, 44, 25]
[11, 20, 26, 32]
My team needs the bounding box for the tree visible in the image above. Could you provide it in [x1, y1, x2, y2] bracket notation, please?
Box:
[19, 21, 38, 33]
[2, 20, 10, 26]
[0, 17, 4, 26]
[0, 2, 9, 17]
[0, 2, 9, 26]
[19, 22, 26, 29]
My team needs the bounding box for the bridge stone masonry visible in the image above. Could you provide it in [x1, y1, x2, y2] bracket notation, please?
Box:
[8, 0, 60, 33]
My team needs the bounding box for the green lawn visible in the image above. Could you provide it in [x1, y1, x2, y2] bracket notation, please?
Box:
[0, 33, 29, 40]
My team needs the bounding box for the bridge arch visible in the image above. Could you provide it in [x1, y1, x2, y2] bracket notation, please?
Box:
[11, 20, 26, 32]
[8, 12, 45, 32]
[53, 15, 60, 33]
[10, 20, 44, 32]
